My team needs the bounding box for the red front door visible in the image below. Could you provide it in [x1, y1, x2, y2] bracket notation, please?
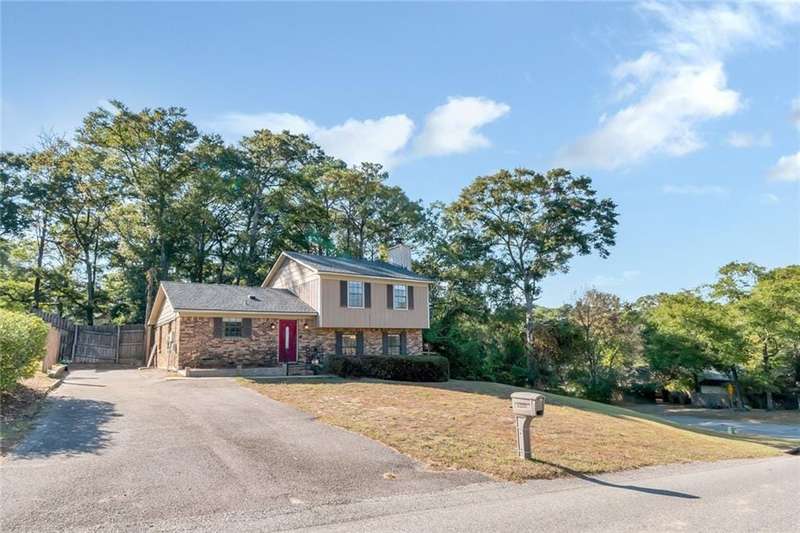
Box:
[278, 320, 297, 363]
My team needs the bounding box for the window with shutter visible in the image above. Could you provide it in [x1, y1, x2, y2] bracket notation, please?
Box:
[223, 318, 243, 338]
[387, 334, 401, 355]
[393, 285, 408, 310]
[347, 281, 364, 308]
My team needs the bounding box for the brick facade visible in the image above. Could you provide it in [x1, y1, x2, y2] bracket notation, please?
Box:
[172, 316, 424, 369]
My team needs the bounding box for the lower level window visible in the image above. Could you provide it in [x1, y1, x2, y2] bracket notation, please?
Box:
[223, 318, 243, 338]
[342, 334, 357, 355]
[387, 334, 401, 355]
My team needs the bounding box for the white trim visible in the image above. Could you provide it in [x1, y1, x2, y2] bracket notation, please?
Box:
[176, 309, 317, 318]
[318, 272, 431, 284]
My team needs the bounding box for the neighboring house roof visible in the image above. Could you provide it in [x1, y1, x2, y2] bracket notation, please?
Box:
[160, 281, 317, 315]
[698, 370, 732, 382]
[278, 251, 433, 282]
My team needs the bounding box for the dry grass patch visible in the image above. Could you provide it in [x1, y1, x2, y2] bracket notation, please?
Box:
[242, 378, 780, 481]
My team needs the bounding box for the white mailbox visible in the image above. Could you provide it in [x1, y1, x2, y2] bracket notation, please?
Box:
[511, 392, 544, 417]
[510, 392, 545, 459]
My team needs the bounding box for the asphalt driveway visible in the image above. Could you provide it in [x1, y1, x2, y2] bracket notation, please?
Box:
[0, 368, 484, 531]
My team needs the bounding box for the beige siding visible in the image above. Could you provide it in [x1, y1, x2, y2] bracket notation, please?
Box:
[155, 296, 177, 325]
[267, 259, 320, 312]
[318, 277, 429, 329]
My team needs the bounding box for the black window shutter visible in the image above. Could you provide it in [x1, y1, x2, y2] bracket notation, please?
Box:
[340, 280, 347, 307]
[387, 284, 394, 309]
[335, 332, 343, 355]
[364, 282, 371, 308]
[408, 286, 415, 310]
[242, 318, 252, 338]
[382, 332, 388, 355]
[400, 332, 407, 355]
[213, 318, 222, 338]
[356, 332, 364, 355]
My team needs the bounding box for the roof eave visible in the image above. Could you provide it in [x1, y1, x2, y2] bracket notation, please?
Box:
[316, 272, 433, 284]
[174, 308, 318, 317]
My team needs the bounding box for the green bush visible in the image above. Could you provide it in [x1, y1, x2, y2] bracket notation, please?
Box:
[0, 309, 49, 392]
[329, 354, 450, 382]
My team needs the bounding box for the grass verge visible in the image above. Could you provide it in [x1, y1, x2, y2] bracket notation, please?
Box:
[241, 377, 781, 481]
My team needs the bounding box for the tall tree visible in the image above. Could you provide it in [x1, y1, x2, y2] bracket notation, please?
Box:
[236, 129, 325, 284]
[569, 289, 641, 399]
[323, 162, 424, 260]
[642, 291, 748, 405]
[50, 147, 117, 324]
[25, 137, 73, 309]
[738, 266, 800, 409]
[78, 101, 200, 320]
[448, 168, 618, 385]
[0, 153, 29, 237]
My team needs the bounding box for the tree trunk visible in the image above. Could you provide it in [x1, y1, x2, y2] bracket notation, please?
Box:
[763, 340, 774, 411]
[32, 219, 48, 309]
[143, 267, 157, 326]
[84, 252, 95, 325]
[730, 366, 744, 410]
[523, 278, 538, 387]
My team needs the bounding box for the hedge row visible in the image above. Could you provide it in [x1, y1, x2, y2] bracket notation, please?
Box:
[0, 309, 49, 393]
[328, 354, 450, 382]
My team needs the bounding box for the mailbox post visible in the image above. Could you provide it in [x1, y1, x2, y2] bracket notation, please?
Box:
[511, 392, 545, 459]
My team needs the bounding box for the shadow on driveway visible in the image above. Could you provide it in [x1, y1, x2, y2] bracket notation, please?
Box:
[11, 396, 118, 459]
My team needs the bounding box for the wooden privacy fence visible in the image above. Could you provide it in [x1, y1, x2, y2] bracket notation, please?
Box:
[31, 310, 145, 365]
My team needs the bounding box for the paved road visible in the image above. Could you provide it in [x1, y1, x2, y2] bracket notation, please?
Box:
[1, 368, 484, 532]
[654, 415, 800, 440]
[2, 369, 798, 532]
[148, 456, 800, 532]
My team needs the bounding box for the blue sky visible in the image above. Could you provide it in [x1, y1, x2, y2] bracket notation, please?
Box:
[2, 1, 798, 306]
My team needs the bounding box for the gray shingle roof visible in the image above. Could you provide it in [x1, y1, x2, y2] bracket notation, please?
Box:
[161, 282, 317, 314]
[284, 251, 432, 282]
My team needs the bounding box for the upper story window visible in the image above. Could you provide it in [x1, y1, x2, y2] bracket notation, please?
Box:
[347, 281, 364, 308]
[223, 318, 243, 338]
[393, 284, 408, 310]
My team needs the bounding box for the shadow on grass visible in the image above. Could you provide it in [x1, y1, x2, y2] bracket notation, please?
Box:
[533, 459, 700, 499]
[11, 397, 117, 459]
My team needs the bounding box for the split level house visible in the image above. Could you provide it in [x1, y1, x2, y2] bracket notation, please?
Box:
[146, 245, 431, 370]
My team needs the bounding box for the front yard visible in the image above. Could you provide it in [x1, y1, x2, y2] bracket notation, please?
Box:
[242, 378, 780, 481]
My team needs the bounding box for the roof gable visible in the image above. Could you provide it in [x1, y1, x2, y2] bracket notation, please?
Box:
[268, 251, 432, 284]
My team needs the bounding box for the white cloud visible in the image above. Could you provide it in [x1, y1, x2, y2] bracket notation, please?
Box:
[759, 193, 780, 205]
[208, 96, 508, 168]
[312, 115, 415, 168]
[413, 97, 510, 157]
[559, 2, 797, 170]
[769, 151, 800, 182]
[662, 184, 728, 196]
[726, 131, 772, 148]
[210, 111, 413, 168]
[592, 270, 641, 288]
